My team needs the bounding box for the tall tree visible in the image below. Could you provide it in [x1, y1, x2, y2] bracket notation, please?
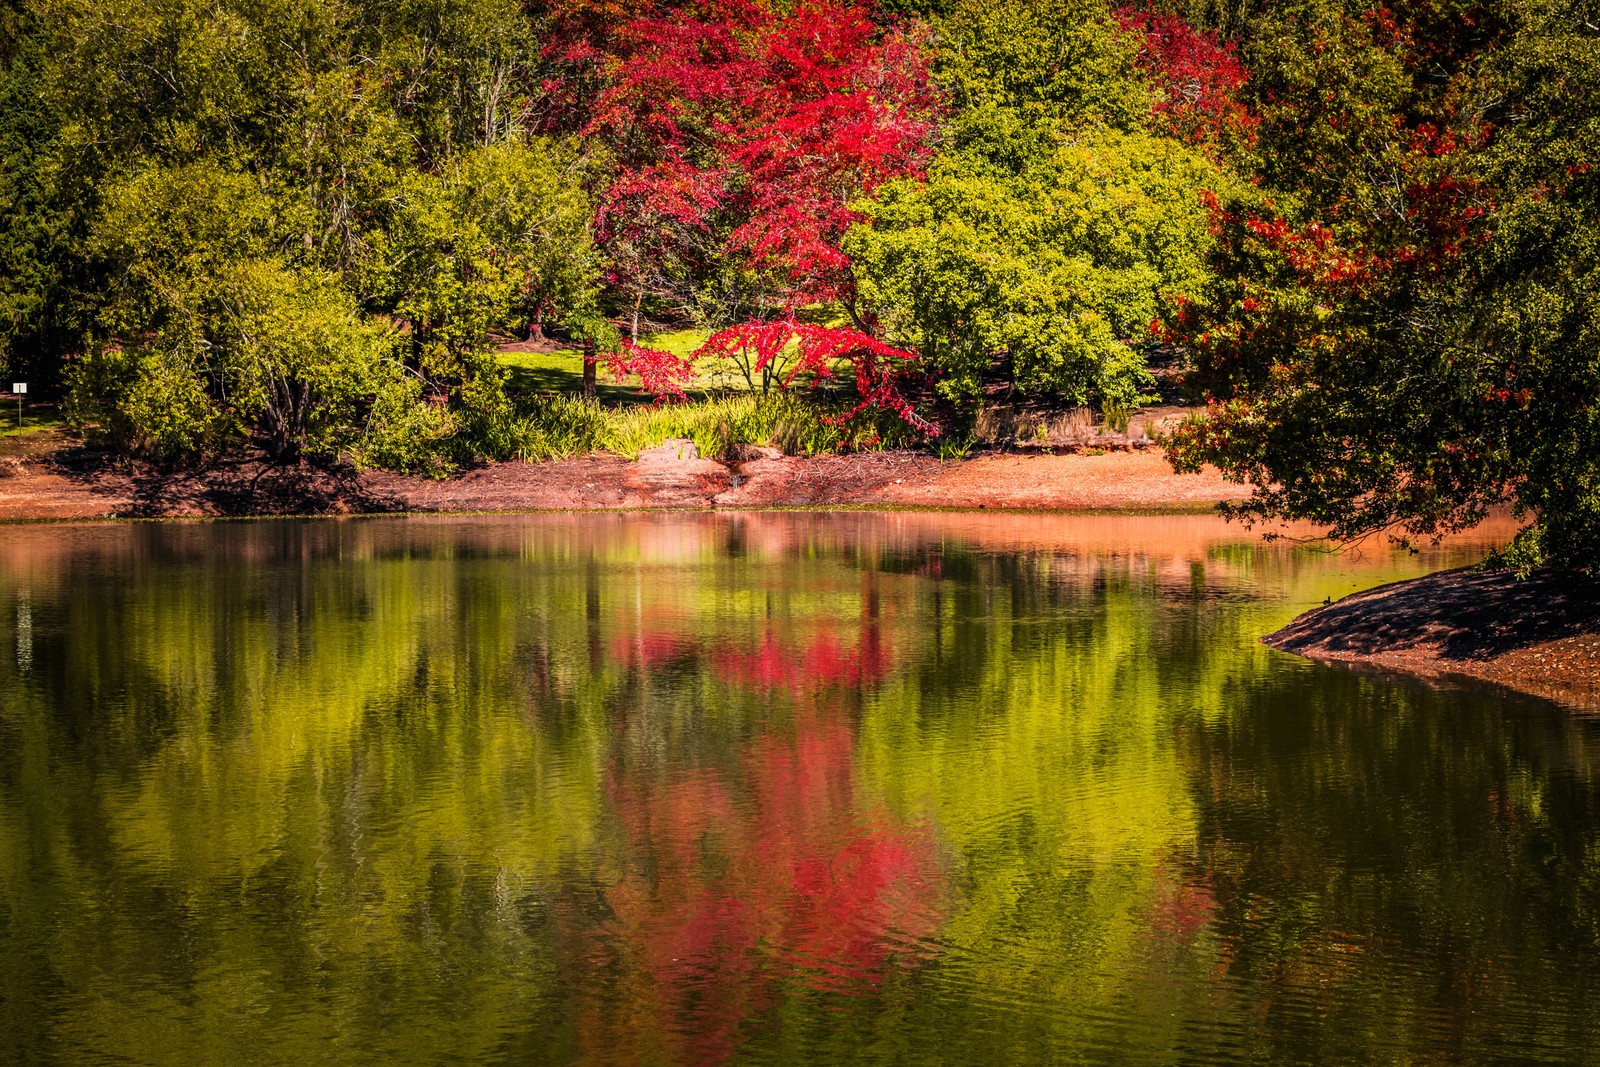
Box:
[1165, 0, 1600, 569]
[574, 0, 939, 329]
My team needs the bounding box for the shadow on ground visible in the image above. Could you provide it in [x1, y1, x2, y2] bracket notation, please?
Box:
[54, 447, 403, 517]
[502, 364, 641, 404]
[1270, 568, 1600, 663]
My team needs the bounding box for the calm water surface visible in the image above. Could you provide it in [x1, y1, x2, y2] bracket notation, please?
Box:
[2, 512, 1598, 1065]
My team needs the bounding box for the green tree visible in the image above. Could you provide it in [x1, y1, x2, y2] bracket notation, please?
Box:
[371, 140, 597, 390]
[1463, 0, 1600, 566]
[0, 0, 82, 385]
[846, 131, 1225, 408]
[372, 171, 514, 385]
[1166, 0, 1600, 570]
[353, 0, 543, 162]
[21, 0, 601, 466]
[214, 262, 411, 462]
[933, 0, 1151, 173]
[66, 161, 276, 454]
[452, 139, 598, 342]
[66, 160, 442, 462]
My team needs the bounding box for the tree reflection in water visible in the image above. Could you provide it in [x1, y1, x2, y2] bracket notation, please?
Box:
[4, 513, 1599, 1066]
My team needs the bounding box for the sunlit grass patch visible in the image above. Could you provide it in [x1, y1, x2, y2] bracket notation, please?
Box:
[0, 405, 64, 437]
[497, 330, 717, 399]
[636, 329, 706, 358]
[507, 391, 910, 463]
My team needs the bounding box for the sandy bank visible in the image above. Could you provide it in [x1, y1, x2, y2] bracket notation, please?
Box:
[1265, 567, 1600, 712]
[0, 433, 1249, 519]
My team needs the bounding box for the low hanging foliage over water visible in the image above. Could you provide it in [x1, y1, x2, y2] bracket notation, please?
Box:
[0, 0, 1596, 563]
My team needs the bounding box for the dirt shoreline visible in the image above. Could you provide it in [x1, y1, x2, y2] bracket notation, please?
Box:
[1265, 567, 1600, 712]
[0, 432, 1252, 520]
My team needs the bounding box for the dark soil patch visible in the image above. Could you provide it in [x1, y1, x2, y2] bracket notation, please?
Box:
[1266, 567, 1600, 711]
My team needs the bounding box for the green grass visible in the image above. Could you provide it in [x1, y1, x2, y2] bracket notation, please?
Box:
[599, 393, 824, 459]
[497, 329, 715, 401]
[635, 329, 706, 358]
[0, 405, 63, 437]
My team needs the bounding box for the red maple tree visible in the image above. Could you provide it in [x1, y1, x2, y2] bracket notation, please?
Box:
[546, 0, 941, 426]
[1116, 7, 1257, 156]
[583, 0, 938, 311]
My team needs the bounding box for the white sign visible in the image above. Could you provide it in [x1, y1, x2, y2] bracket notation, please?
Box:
[10, 383, 24, 394]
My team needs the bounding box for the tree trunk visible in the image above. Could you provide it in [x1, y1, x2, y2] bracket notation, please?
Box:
[583, 336, 597, 399]
[263, 378, 308, 463]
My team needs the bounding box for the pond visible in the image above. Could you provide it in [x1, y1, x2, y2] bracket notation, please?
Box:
[2, 512, 1598, 1065]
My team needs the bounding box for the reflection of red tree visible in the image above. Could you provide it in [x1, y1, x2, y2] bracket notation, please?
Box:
[575, 688, 944, 1066]
[1148, 862, 1216, 943]
[710, 624, 892, 695]
[607, 580, 895, 696]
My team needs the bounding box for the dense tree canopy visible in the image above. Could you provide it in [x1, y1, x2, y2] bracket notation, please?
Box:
[847, 130, 1226, 407]
[2, 0, 1597, 567]
[1164, 0, 1600, 569]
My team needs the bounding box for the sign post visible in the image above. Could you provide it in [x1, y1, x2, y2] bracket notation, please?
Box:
[11, 383, 24, 430]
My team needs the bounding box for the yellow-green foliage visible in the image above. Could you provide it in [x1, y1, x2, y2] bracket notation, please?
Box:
[847, 130, 1230, 409]
[509, 392, 909, 462]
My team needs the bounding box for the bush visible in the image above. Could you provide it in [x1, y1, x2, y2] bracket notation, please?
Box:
[354, 376, 457, 476]
[66, 342, 225, 458]
[1481, 526, 1547, 581]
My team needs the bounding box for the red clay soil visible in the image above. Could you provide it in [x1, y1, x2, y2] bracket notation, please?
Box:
[1266, 567, 1600, 712]
[0, 433, 1250, 520]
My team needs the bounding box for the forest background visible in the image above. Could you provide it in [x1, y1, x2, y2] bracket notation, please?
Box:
[0, 0, 1596, 567]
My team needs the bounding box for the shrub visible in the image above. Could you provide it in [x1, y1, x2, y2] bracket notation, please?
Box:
[66, 342, 225, 459]
[354, 375, 457, 476]
[1480, 526, 1547, 581]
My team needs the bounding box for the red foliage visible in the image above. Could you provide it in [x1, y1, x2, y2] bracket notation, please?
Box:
[585, 696, 944, 1064]
[1165, 117, 1496, 503]
[560, 569, 943, 1062]
[540, 1, 941, 433]
[1227, 123, 1489, 299]
[1116, 8, 1257, 154]
[712, 624, 893, 695]
[604, 339, 697, 401]
[581, 0, 940, 307]
[694, 320, 938, 433]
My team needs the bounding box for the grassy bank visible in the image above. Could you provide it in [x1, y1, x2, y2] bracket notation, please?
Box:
[506, 392, 910, 462]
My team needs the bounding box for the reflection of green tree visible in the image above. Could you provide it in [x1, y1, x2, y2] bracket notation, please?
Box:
[1178, 669, 1600, 1063]
[853, 551, 1212, 1060]
[0, 537, 617, 1061]
[0, 519, 928, 1063]
[846, 542, 1600, 1063]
